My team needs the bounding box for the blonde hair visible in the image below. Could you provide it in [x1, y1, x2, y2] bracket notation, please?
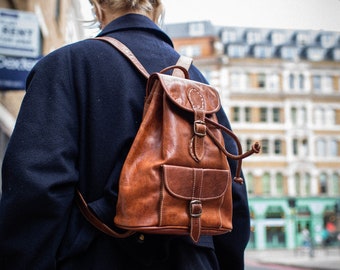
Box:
[90, 0, 164, 26]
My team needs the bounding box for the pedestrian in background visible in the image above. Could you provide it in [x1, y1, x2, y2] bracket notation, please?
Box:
[0, 0, 250, 269]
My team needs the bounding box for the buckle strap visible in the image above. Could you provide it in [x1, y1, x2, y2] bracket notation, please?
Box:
[189, 169, 203, 242]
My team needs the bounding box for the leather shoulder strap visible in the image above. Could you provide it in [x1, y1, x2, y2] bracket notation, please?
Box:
[172, 55, 192, 78]
[95, 36, 150, 79]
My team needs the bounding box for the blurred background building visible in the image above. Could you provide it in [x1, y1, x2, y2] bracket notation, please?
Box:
[1, 0, 339, 251]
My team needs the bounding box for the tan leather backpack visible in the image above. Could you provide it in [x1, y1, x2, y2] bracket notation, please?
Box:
[76, 37, 260, 243]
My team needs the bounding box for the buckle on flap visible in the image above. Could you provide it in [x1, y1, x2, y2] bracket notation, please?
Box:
[194, 120, 206, 137]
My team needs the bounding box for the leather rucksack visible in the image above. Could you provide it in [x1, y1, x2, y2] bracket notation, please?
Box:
[76, 36, 260, 242]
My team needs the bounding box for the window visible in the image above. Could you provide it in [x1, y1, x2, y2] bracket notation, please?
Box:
[257, 73, 266, 88]
[270, 31, 286, 46]
[261, 139, 269, 154]
[303, 173, 311, 196]
[300, 107, 307, 125]
[330, 139, 338, 157]
[265, 206, 284, 219]
[276, 173, 284, 195]
[312, 75, 321, 92]
[178, 45, 202, 57]
[228, 44, 248, 58]
[293, 139, 298, 155]
[268, 74, 279, 91]
[189, 22, 205, 36]
[230, 72, 241, 89]
[273, 108, 280, 123]
[316, 139, 326, 156]
[327, 109, 336, 125]
[246, 31, 262, 44]
[299, 74, 304, 90]
[333, 48, 340, 61]
[291, 107, 297, 124]
[281, 46, 299, 60]
[320, 173, 328, 194]
[302, 139, 308, 156]
[295, 32, 312, 46]
[295, 173, 301, 196]
[314, 107, 325, 125]
[323, 76, 333, 92]
[245, 107, 251, 122]
[246, 173, 254, 194]
[274, 139, 282, 155]
[289, 74, 294, 90]
[221, 30, 237, 43]
[233, 107, 240, 122]
[262, 173, 271, 195]
[307, 47, 325, 61]
[331, 173, 339, 195]
[260, 107, 268, 122]
[254, 45, 273, 58]
[320, 33, 337, 48]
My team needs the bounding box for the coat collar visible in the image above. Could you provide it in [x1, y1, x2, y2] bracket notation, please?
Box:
[97, 13, 173, 47]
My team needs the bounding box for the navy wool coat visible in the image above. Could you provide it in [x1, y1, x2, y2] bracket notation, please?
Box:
[0, 14, 250, 269]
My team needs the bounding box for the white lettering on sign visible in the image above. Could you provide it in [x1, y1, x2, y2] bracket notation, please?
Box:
[0, 8, 40, 58]
[0, 55, 38, 71]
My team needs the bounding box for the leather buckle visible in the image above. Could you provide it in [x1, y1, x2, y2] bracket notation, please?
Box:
[190, 200, 202, 218]
[194, 120, 206, 137]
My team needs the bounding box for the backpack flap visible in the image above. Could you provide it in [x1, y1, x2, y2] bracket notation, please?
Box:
[153, 73, 222, 162]
[156, 73, 221, 114]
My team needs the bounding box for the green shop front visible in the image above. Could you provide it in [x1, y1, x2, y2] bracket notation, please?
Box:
[247, 197, 339, 249]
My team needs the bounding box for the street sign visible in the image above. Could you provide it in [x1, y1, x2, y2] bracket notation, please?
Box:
[0, 55, 40, 90]
[0, 8, 40, 58]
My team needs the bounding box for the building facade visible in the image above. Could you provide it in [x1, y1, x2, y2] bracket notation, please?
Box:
[166, 21, 340, 250]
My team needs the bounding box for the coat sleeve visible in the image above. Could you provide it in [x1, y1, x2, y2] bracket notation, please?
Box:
[213, 109, 251, 270]
[0, 49, 79, 269]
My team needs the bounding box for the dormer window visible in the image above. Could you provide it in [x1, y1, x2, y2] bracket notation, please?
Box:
[269, 31, 287, 46]
[245, 30, 263, 44]
[331, 47, 340, 61]
[188, 22, 205, 37]
[295, 32, 312, 46]
[319, 33, 337, 48]
[221, 29, 237, 43]
[280, 46, 299, 60]
[253, 45, 273, 58]
[227, 43, 248, 58]
[306, 47, 325, 61]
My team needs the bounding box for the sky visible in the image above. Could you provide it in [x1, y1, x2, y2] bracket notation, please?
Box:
[162, 0, 340, 32]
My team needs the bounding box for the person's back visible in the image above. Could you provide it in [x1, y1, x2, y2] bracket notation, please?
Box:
[0, 1, 250, 269]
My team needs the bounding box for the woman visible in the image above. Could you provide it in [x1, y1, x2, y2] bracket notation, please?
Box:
[0, 0, 250, 269]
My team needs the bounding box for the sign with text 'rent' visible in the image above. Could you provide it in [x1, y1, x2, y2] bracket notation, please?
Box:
[0, 8, 40, 58]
